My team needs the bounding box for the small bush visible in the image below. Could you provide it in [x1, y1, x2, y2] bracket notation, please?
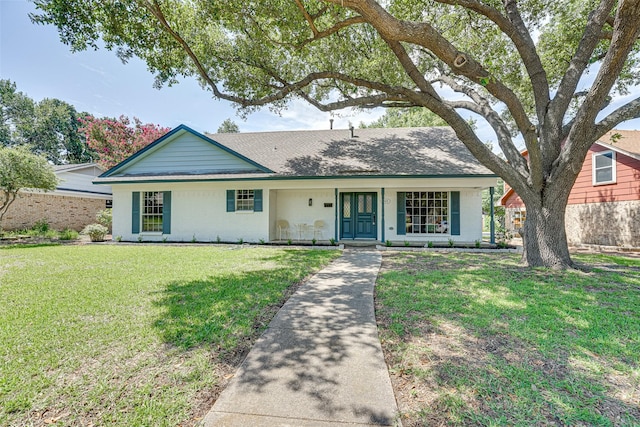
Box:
[82, 223, 108, 242]
[311, 238, 317, 245]
[427, 241, 433, 248]
[259, 238, 266, 245]
[404, 240, 410, 247]
[329, 238, 336, 246]
[162, 236, 168, 243]
[287, 239, 293, 245]
[475, 239, 482, 248]
[96, 208, 112, 229]
[59, 228, 79, 241]
[115, 235, 123, 242]
[385, 240, 392, 247]
[192, 234, 197, 243]
[32, 219, 50, 234]
[448, 238, 454, 247]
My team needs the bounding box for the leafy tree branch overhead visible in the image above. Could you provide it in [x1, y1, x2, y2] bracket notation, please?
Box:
[31, 0, 640, 268]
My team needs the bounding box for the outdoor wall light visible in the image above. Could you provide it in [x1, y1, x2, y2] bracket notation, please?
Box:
[308, 198, 313, 206]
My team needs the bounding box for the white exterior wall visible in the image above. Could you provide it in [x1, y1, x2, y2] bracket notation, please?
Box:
[273, 189, 336, 241]
[109, 177, 496, 243]
[112, 182, 270, 243]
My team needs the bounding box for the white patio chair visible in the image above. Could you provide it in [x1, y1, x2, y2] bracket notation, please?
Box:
[277, 220, 291, 240]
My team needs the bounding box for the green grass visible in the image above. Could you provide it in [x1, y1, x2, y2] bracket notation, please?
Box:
[376, 252, 640, 426]
[0, 245, 339, 426]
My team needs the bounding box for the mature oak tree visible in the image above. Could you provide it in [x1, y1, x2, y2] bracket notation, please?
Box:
[32, 0, 640, 267]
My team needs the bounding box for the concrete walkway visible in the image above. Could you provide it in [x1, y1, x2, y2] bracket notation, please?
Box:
[202, 250, 400, 426]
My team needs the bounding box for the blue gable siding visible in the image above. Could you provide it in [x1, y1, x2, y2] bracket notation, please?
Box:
[121, 133, 260, 175]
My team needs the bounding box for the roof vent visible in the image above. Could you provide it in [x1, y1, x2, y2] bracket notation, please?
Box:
[350, 125, 355, 138]
[330, 118, 334, 130]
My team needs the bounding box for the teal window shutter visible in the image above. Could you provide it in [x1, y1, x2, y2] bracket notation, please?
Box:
[162, 191, 171, 234]
[226, 190, 235, 212]
[132, 192, 140, 234]
[396, 192, 406, 235]
[254, 189, 263, 212]
[450, 191, 460, 235]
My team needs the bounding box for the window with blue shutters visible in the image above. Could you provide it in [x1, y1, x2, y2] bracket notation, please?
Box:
[227, 189, 263, 212]
[133, 191, 171, 234]
[398, 191, 460, 235]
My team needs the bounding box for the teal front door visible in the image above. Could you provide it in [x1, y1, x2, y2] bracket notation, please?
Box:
[340, 192, 377, 239]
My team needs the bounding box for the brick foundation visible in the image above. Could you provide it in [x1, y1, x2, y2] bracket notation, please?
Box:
[1, 192, 110, 231]
[565, 201, 640, 247]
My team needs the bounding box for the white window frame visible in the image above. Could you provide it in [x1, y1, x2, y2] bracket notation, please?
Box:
[405, 191, 450, 235]
[142, 191, 163, 233]
[236, 189, 255, 211]
[592, 150, 616, 186]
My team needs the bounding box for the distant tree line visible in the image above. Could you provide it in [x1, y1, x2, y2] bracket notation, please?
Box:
[0, 79, 170, 168]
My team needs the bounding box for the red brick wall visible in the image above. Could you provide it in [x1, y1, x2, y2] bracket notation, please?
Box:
[1, 192, 109, 231]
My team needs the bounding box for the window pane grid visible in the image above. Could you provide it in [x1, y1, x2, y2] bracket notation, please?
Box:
[142, 192, 163, 232]
[236, 189, 254, 211]
[594, 152, 614, 184]
[405, 191, 449, 234]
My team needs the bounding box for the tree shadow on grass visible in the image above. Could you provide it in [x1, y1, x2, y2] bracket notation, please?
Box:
[152, 250, 335, 357]
[377, 252, 640, 426]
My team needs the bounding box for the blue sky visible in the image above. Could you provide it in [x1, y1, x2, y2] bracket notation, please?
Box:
[1, 0, 638, 140]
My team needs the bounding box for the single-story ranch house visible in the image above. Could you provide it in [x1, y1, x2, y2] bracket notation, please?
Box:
[94, 125, 498, 244]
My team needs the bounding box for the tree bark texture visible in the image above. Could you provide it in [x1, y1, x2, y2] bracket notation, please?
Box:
[519, 176, 575, 268]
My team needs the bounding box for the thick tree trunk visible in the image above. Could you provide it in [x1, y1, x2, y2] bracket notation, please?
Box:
[521, 196, 574, 269]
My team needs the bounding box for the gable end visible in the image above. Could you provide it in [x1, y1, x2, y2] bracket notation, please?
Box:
[100, 125, 272, 178]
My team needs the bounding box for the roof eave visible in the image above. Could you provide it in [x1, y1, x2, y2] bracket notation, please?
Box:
[93, 172, 498, 185]
[595, 141, 640, 161]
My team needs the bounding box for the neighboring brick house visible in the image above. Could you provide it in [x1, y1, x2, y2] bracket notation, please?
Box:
[2, 163, 112, 231]
[500, 130, 640, 247]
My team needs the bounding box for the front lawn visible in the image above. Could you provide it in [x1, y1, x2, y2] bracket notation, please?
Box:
[0, 245, 339, 426]
[376, 252, 640, 426]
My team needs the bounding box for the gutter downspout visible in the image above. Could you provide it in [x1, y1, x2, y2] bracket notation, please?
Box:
[490, 186, 495, 244]
[381, 188, 385, 243]
[334, 188, 339, 242]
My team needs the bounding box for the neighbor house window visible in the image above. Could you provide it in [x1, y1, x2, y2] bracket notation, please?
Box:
[142, 191, 164, 232]
[512, 209, 526, 230]
[236, 189, 255, 211]
[405, 191, 449, 234]
[593, 151, 616, 185]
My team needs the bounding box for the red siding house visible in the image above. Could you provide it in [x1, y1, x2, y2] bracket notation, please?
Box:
[500, 130, 640, 247]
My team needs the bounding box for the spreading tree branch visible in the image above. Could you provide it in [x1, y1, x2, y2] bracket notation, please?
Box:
[595, 96, 640, 133]
[555, 0, 640, 183]
[435, 75, 529, 178]
[293, 1, 366, 48]
[548, 0, 616, 131]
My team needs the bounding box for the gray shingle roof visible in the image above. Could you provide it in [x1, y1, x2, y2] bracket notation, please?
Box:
[208, 127, 493, 177]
